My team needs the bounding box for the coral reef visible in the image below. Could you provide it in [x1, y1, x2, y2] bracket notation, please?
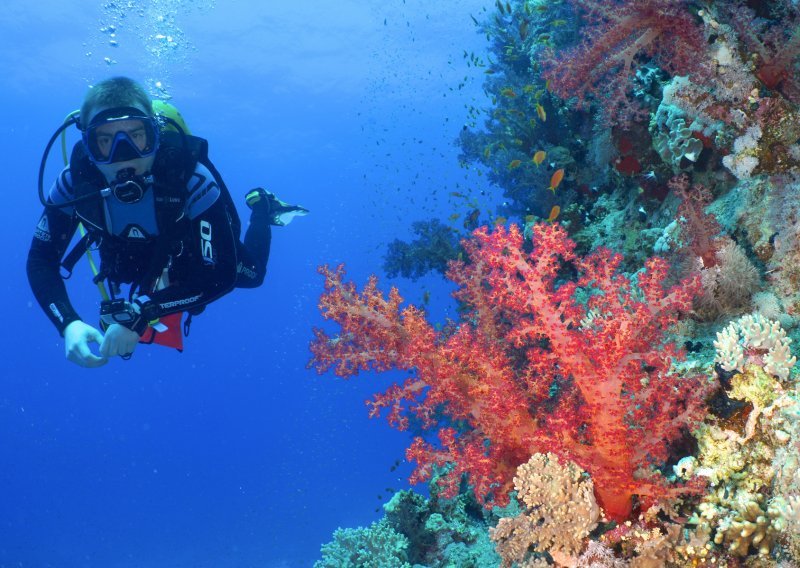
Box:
[317, 0, 800, 565]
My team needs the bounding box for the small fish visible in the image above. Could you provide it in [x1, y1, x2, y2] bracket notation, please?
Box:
[546, 205, 561, 222]
[536, 103, 547, 122]
[508, 159, 522, 169]
[548, 168, 565, 193]
[450, 191, 467, 198]
[505, 1, 511, 13]
[494, 216, 507, 225]
[551, 19, 568, 26]
[532, 150, 546, 166]
[422, 290, 431, 304]
[545, 79, 552, 91]
[524, 214, 536, 223]
[500, 87, 517, 98]
[496, 0, 505, 14]
[522, 84, 536, 94]
[519, 20, 529, 40]
[449, 212, 461, 221]
[483, 146, 492, 158]
[464, 208, 480, 229]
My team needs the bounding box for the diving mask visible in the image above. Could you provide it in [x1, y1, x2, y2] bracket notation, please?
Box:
[81, 107, 159, 165]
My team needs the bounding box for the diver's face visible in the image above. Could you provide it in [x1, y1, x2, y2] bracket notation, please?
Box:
[86, 106, 157, 183]
[93, 119, 150, 160]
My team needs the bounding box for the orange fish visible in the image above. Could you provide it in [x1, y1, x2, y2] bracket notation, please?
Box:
[532, 150, 546, 166]
[536, 102, 547, 121]
[548, 168, 564, 192]
[546, 205, 560, 222]
[508, 159, 522, 169]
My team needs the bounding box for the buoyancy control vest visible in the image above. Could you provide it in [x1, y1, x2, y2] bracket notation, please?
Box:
[63, 131, 242, 297]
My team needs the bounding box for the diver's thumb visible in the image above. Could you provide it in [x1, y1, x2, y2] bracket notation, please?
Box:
[87, 326, 105, 345]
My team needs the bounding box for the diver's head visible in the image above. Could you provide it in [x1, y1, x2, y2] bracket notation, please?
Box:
[79, 77, 159, 182]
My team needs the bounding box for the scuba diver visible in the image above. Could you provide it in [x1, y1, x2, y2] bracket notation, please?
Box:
[27, 76, 308, 367]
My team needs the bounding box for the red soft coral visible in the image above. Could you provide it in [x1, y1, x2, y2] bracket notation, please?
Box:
[543, 0, 711, 125]
[310, 224, 713, 521]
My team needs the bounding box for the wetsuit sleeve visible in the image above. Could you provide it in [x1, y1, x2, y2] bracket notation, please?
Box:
[139, 167, 239, 320]
[26, 171, 82, 335]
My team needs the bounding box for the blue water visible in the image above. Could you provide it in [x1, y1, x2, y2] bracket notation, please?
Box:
[1, 1, 492, 566]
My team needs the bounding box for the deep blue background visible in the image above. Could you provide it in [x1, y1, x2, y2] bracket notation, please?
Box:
[1, 1, 495, 566]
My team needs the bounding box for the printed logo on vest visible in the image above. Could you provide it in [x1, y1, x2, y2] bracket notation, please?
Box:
[126, 226, 147, 240]
[34, 215, 51, 241]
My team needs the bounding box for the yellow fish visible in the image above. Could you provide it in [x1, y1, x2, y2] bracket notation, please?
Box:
[483, 146, 492, 158]
[532, 150, 546, 166]
[536, 103, 547, 122]
[508, 159, 522, 169]
[546, 205, 561, 222]
[494, 216, 507, 226]
[500, 87, 517, 98]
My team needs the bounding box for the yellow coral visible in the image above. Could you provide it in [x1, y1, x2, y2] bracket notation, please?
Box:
[490, 453, 599, 567]
[729, 366, 782, 410]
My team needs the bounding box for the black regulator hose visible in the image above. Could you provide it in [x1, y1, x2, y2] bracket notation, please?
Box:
[38, 113, 190, 209]
[38, 117, 79, 208]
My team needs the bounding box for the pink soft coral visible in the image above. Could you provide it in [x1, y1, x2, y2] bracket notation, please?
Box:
[310, 223, 712, 521]
[543, 0, 710, 125]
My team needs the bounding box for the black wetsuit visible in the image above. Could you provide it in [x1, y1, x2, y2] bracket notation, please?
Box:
[27, 153, 271, 336]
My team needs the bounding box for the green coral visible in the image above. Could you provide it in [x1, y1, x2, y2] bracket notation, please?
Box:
[315, 519, 411, 568]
